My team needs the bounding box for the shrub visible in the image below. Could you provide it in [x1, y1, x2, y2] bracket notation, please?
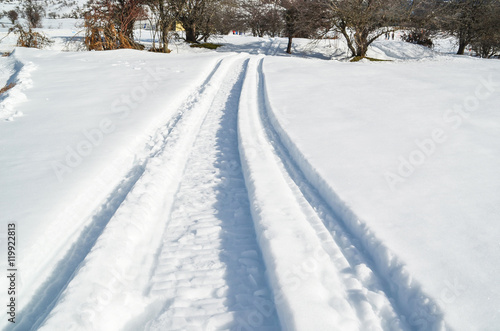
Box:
[84, 0, 145, 51]
[0, 82, 16, 95]
[401, 29, 433, 48]
[22, 0, 45, 28]
[12, 25, 53, 49]
[7, 10, 18, 24]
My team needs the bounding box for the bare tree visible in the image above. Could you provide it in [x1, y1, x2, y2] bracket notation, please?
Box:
[7, 10, 18, 25]
[169, 0, 221, 43]
[237, 0, 283, 37]
[440, 0, 500, 55]
[442, 0, 483, 54]
[115, 0, 148, 41]
[21, 0, 45, 29]
[282, 0, 300, 53]
[282, 0, 328, 54]
[328, 0, 422, 58]
[84, 0, 146, 50]
[209, 0, 239, 35]
[146, 0, 179, 52]
[401, 0, 446, 48]
[264, 0, 284, 37]
[469, 1, 500, 57]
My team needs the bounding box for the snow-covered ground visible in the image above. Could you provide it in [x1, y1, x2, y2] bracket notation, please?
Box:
[260, 52, 500, 331]
[0, 12, 499, 331]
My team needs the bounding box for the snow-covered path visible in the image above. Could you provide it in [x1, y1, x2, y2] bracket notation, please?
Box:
[145, 57, 279, 330]
[21, 53, 281, 331]
[237, 57, 439, 331]
[12, 46, 434, 331]
[3, 36, 498, 330]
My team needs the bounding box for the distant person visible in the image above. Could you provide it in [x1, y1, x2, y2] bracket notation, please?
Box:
[391, 32, 394, 40]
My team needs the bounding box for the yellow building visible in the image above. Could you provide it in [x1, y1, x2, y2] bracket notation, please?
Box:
[175, 22, 184, 32]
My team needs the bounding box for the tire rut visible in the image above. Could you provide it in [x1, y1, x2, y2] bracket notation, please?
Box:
[254, 57, 444, 330]
[20, 55, 238, 331]
[147, 57, 280, 331]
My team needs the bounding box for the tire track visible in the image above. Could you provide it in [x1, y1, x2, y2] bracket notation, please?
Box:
[239, 56, 358, 330]
[17, 54, 241, 331]
[146, 57, 280, 331]
[253, 57, 446, 330]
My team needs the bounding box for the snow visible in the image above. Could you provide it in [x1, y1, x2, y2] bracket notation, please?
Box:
[35, 53, 280, 331]
[0, 47, 225, 330]
[0, 20, 499, 331]
[261, 52, 500, 330]
[238, 56, 405, 330]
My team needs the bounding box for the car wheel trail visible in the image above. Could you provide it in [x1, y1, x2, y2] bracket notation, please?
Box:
[7, 56, 230, 331]
[255, 58, 446, 330]
[237, 56, 446, 330]
[31, 54, 264, 331]
[146, 57, 280, 331]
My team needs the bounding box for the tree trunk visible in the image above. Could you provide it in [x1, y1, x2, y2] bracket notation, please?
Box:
[286, 35, 293, 54]
[457, 40, 467, 55]
[284, 7, 298, 55]
[337, 22, 356, 57]
[356, 43, 368, 57]
[184, 23, 197, 43]
[162, 25, 169, 52]
[354, 29, 369, 58]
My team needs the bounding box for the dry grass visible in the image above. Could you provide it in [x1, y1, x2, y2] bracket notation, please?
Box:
[0, 82, 16, 95]
[350, 56, 392, 62]
[149, 47, 172, 53]
[189, 43, 223, 50]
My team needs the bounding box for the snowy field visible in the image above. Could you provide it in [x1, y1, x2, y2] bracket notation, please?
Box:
[0, 12, 499, 331]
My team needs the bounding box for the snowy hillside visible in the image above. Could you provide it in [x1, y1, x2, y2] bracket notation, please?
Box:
[0, 24, 499, 331]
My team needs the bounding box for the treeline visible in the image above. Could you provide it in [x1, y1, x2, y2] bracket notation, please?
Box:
[82, 0, 500, 57]
[84, 0, 231, 51]
[3, 0, 500, 58]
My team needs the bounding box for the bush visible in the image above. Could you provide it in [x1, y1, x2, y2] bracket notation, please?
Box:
[401, 30, 433, 48]
[7, 10, 18, 24]
[22, 0, 45, 28]
[0, 82, 16, 95]
[12, 25, 53, 49]
[83, 0, 145, 51]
